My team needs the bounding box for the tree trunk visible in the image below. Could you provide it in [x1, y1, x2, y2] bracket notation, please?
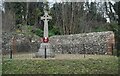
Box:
[62, 3, 66, 35]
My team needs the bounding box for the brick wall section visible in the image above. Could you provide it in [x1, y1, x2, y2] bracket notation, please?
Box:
[106, 33, 115, 54]
[49, 31, 115, 55]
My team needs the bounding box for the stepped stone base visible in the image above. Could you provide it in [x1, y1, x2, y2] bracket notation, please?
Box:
[35, 43, 55, 58]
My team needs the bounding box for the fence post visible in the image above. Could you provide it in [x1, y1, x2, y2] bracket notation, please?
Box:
[83, 44, 86, 58]
[45, 45, 47, 59]
[117, 42, 120, 57]
[10, 50, 12, 59]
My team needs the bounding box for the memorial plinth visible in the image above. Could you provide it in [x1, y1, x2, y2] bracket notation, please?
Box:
[35, 43, 54, 58]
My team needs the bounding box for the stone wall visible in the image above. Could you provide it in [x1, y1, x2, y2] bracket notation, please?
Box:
[49, 31, 115, 55]
[2, 32, 40, 54]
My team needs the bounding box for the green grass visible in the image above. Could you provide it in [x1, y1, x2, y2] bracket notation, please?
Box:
[2, 56, 119, 74]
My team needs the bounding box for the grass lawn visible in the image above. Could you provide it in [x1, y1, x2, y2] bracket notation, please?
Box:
[2, 55, 119, 74]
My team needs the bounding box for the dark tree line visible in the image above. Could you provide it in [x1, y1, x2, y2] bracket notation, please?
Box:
[2, 2, 119, 34]
[51, 2, 118, 34]
[2, 2, 44, 32]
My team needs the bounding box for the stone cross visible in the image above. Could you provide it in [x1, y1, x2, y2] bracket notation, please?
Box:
[34, 10, 54, 58]
[41, 10, 52, 38]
